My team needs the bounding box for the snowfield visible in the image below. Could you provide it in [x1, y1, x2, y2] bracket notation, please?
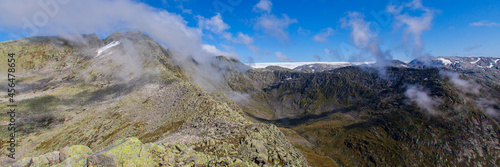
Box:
[250, 62, 374, 69]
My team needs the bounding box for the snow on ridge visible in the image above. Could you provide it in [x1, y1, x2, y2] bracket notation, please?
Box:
[250, 62, 374, 69]
[470, 57, 481, 64]
[495, 59, 499, 64]
[96, 41, 121, 57]
[436, 58, 452, 66]
[487, 63, 494, 68]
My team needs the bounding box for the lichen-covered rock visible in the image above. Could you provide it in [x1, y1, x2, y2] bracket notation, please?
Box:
[51, 145, 93, 167]
[97, 137, 157, 166]
[31, 155, 50, 167]
[11, 157, 32, 167]
[45, 151, 60, 165]
[59, 145, 93, 162]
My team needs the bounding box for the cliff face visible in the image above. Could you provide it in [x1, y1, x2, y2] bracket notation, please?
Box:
[0, 32, 308, 166]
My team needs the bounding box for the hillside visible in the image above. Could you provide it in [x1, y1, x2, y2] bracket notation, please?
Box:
[0, 32, 308, 166]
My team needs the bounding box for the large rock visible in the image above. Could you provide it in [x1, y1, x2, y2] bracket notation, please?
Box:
[97, 137, 156, 166]
[87, 154, 117, 167]
[11, 157, 32, 167]
[55, 145, 93, 167]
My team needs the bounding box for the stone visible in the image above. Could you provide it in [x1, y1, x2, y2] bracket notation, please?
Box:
[11, 157, 32, 167]
[59, 145, 93, 162]
[87, 154, 117, 167]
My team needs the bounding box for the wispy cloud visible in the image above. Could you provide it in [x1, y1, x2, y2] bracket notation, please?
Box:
[388, 0, 437, 58]
[313, 27, 335, 42]
[254, 14, 297, 41]
[405, 85, 441, 114]
[297, 27, 310, 36]
[276, 51, 292, 61]
[440, 71, 480, 94]
[202, 44, 239, 58]
[470, 20, 500, 27]
[313, 54, 322, 61]
[233, 32, 261, 55]
[464, 45, 482, 52]
[341, 12, 392, 67]
[253, 0, 272, 14]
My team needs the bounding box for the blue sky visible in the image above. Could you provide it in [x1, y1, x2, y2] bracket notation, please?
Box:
[0, 0, 499, 63]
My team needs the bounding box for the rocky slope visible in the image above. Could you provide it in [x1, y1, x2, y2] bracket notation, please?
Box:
[0, 31, 308, 166]
[219, 57, 500, 166]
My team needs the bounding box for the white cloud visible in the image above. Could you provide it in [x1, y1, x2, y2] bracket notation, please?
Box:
[440, 71, 480, 94]
[233, 32, 261, 55]
[197, 13, 232, 40]
[253, 0, 272, 14]
[275, 51, 292, 61]
[341, 12, 392, 67]
[341, 12, 374, 47]
[470, 20, 500, 27]
[254, 14, 297, 41]
[202, 44, 239, 58]
[405, 85, 441, 114]
[387, 0, 436, 58]
[197, 13, 229, 33]
[313, 27, 334, 42]
[0, 0, 250, 93]
[0, 0, 206, 60]
[178, 4, 192, 14]
[297, 27, 310, 36]
[233, 32, 254, 44]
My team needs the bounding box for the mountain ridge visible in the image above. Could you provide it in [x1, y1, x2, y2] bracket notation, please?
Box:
[1, 31, 499, 166]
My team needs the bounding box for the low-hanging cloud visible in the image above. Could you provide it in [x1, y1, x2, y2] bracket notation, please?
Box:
[0, 0, 213, 62]
[0, 0, 251, 93]
[440, 71, 481, 94]
[405, 85, 441, 115]
[475, 98, 500, 119]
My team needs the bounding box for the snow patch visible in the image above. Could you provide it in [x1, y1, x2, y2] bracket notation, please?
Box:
[495, 59, 499, 64]
[487, 63, 494, 68]
[96, 41, 121, 57]
[251, 62, 374, 69]
[437, 58, 452, 66]
[470, 58, 481, 64]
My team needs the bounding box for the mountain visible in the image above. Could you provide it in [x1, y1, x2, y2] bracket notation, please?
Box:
[219, 57, 500, 166]
[1, 32, 499, 167]
[0, 31, 307, 166]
